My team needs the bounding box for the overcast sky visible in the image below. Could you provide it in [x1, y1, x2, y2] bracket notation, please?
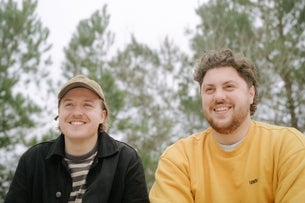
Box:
[36, 0, 202, 73]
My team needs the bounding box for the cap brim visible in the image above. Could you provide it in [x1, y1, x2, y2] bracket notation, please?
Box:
[58, 82, 102, 100]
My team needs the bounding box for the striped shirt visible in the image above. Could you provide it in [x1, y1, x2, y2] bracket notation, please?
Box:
[65, 147, 97, 203]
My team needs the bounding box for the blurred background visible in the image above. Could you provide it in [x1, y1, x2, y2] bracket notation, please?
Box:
[1, 0, 305, 200]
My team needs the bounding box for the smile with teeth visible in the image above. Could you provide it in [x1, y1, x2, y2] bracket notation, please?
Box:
[70, 121, 85, 125]
[214, 107, 230, 112]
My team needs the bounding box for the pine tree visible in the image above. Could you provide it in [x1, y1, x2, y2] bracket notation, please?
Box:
[0, 0, 52, 199]
[62, 5, 125, 130]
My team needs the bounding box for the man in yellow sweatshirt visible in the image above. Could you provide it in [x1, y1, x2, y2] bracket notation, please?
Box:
[149, 48, 305, 203]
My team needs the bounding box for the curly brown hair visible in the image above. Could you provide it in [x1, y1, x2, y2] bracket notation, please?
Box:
[194, 48, 259, 116]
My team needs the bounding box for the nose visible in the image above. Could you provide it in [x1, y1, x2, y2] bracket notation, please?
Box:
[73, 110, 83, 116]
[72, 106, 83, 117]
[213, 88, 226, 101]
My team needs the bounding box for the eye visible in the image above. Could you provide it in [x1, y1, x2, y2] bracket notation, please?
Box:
[225, 84, 235, 90]
[64, 102, 73, 107]
[203, 87, 215, 94]
[84, 102, 94, 108]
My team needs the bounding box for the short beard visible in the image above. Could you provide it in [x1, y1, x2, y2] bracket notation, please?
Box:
[205, 107, 249, 135]
[209, 117, 241, 134]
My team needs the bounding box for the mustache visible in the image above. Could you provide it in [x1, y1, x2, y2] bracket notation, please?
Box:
[212, 100, 231, 106]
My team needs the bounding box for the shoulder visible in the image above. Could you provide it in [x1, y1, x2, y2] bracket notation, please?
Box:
[14, 137, 62, 171]
[251, 121, 305, 152]
[101, 133, 145, 171]
[252, 121, 305, 141]
[115, 139, 139, 155]
[20, 138, 58, 160]
[99, 132, 140, 159]
[160, 128, 212, 159]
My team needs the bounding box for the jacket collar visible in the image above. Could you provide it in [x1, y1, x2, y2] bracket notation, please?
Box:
[46, 132, 119, 160]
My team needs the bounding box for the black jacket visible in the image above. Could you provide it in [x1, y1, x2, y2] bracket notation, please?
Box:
[5, 132, 149, 203]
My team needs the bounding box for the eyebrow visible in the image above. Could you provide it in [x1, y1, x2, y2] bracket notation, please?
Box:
[61, 98, 72, 102]
[203, 80, 238, 86]
[61, 98, 96, 103]
[223, 80, 238, 85]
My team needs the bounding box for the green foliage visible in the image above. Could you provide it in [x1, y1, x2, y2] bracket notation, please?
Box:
[62, 5, 125, 127]
[0, 164, 13, 199]
[63, 5, 114, 77]
[0, 0, 52, 200]
[191, 0, 256, 59]
[251, 0, 305, 130]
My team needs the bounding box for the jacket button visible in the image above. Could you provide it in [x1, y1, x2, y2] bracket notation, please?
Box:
[55, 191, 62, 198]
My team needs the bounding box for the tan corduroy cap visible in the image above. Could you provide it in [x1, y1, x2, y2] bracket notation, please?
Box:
[58, 75, 105, 101]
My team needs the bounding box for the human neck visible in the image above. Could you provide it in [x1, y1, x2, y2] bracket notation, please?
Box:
[64, 135, 98, 156]
[212, 118, 252, 145]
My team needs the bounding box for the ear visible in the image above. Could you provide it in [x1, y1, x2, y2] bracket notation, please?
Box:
[249, 85, 255, 104]
[101, 110, 107, 121]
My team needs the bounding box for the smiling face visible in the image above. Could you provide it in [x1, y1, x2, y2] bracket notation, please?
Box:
[58, 87, 106, 143]
[201, 66, 255, 134]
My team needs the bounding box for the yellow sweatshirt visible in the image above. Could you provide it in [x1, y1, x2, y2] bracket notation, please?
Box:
[149, 121, 305, 203]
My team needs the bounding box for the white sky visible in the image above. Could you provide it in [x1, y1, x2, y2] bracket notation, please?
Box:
[36, 0, 202, 73]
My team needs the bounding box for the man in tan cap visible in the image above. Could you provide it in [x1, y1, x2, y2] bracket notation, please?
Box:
[5, 75, 149, 203]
